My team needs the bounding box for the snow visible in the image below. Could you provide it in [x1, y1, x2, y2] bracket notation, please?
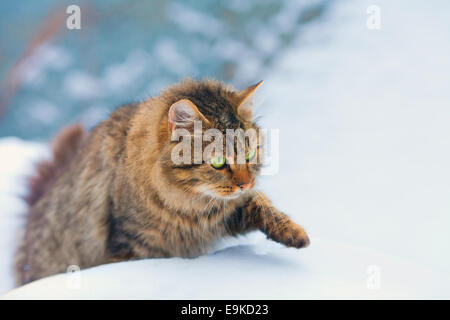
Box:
[2, 237, 447, 299]
[1, 0, 450, 299]
[256, 0, 450, 275]
[0, 138, 48, 295]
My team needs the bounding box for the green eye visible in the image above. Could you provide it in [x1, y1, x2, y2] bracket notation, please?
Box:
[245, 149, 256, 161]
[210, 156, 226, 169]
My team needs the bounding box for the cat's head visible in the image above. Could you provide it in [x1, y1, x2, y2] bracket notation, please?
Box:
[161, 79, 264, 200]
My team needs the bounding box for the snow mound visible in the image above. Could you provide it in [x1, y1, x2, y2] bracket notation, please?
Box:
[2, 237, 447, 299]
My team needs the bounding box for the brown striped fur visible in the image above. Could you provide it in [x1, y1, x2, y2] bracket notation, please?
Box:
[15, 79, 309, 285]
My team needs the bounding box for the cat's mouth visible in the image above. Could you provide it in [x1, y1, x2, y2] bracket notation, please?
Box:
[217, 190, 243, 199]
[197, 183, 254, 200]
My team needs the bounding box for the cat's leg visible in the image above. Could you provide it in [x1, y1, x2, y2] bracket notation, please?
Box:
[229, 192, 310, 248]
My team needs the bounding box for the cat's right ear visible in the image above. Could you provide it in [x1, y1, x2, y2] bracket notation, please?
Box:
[236, 80, 263, 121]
[168, 99, 210, 131]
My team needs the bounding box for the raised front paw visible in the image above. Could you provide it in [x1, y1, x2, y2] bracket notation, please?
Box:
[268, 222, 310, 249]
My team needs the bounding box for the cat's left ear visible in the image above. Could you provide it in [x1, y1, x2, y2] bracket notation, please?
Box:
[236, 80, 263, 121]
[168, 99, 210, 131]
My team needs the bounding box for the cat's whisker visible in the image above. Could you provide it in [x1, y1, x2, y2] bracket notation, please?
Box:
[215, 198, 223, 239]
[199, 198, 214, 241]
[222, 199, 230, 236]
[200, 198, 216, 254]
[212, 198, 220, 241]
[196, 196, 215, 253]
[198, 196, 216, 253]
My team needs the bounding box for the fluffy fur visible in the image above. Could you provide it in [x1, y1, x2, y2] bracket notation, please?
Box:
[15, 79, 309, 285]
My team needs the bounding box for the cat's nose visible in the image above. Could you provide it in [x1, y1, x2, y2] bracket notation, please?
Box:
[231, 166, 252, 190]
[237, 182, 251, 190]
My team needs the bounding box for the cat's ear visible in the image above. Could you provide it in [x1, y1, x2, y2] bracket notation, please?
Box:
[168, 99, 210, 131]
[236, 80, 263, 121]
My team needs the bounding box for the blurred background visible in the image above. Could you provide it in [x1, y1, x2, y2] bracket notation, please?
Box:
[0, 0, 330, 139]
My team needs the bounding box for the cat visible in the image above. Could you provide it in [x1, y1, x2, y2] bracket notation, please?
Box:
[15, 79, 310, 285]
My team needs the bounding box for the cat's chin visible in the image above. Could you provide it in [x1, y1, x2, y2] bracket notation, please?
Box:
[196, 185, 246, 200]
[218, 192, 243, 200]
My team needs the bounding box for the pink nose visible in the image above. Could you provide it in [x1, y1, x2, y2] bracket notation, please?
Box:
[237, 182, 251, 190]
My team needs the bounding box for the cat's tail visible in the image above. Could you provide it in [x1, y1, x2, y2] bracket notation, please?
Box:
[26, 123, 87, 206]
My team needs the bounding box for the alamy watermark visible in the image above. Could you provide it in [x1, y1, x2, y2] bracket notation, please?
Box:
[366, 5, 381, 30]
[366, 265, 381, 290]
[66, 5, 81, 30]
[66, 264, 82, 290]
[170, 121, 279, 175]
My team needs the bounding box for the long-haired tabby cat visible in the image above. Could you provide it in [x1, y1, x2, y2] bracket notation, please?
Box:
[15, 79, 309, 285]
